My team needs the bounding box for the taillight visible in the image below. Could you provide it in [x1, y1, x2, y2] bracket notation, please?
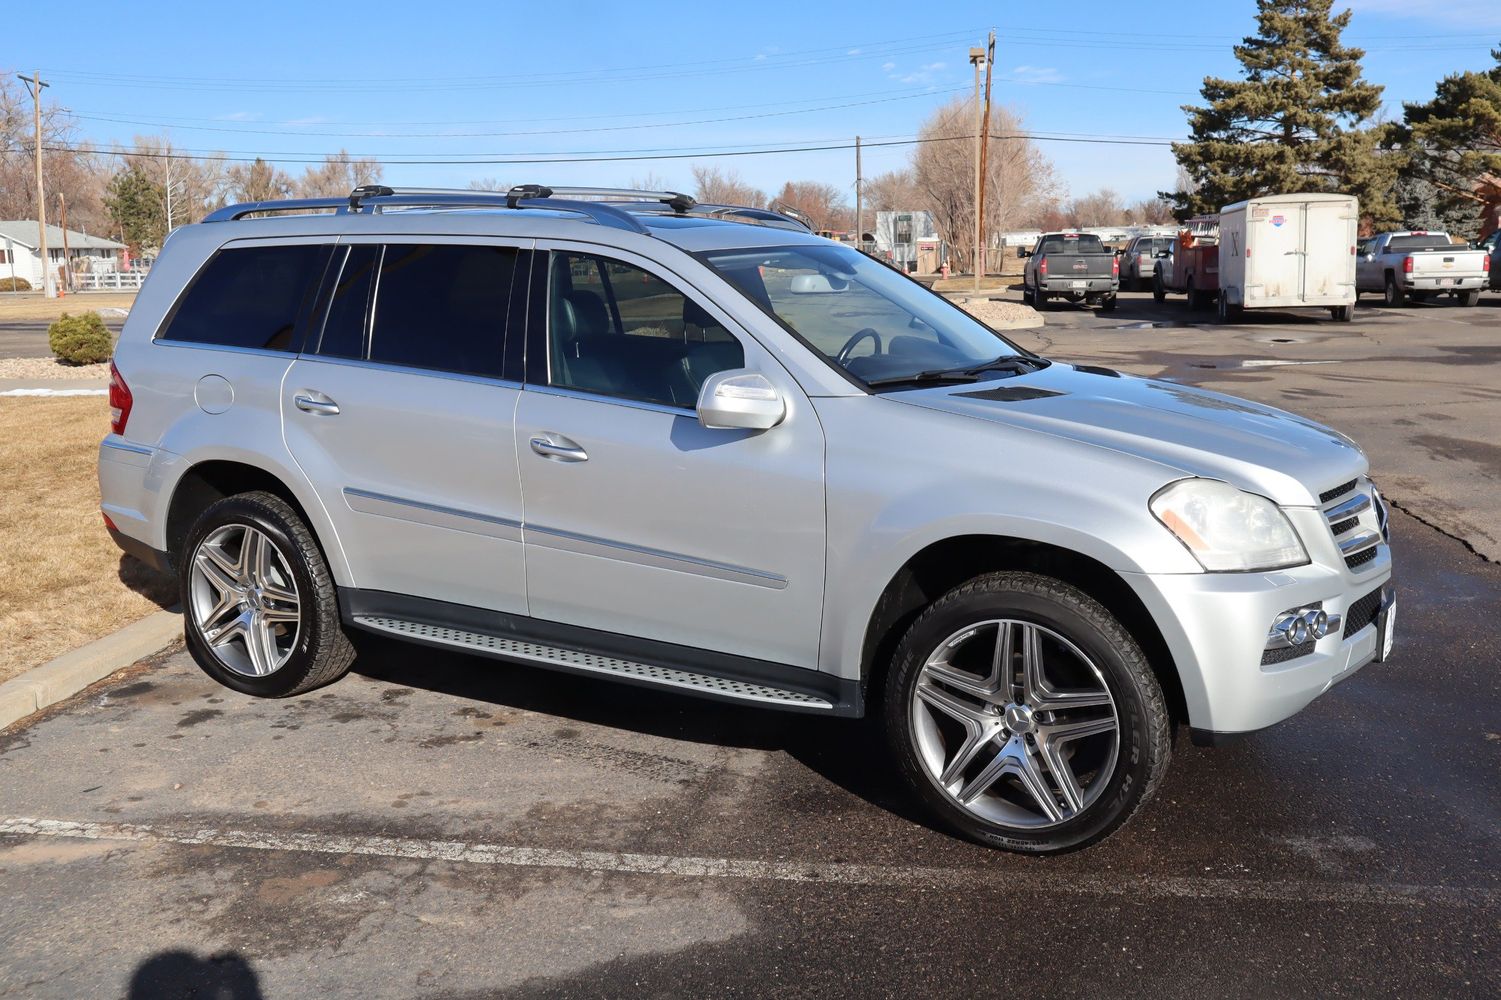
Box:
[1039, 257, 1048, 276]
[1485, 255, 1491, 273]
[108, 360, 132, 435]
[1112, 255, 1120, 276]
[1403, 256, 1414, 274]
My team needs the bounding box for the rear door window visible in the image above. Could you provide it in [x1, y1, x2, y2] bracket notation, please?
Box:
[159, 243, 330, 351]
[314, 245, 379, 360]
[366, 244, 518, 378]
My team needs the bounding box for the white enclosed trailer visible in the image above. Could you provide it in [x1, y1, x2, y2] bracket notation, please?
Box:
[1216, 193, 1358, 322]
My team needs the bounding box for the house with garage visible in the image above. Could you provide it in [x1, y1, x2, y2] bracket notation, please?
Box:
[0, 221, 127, 290]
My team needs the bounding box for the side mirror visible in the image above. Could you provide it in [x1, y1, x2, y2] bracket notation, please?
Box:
[788, 273, 848, 294]
[1017, 247, 1031, 258]
[697, 369, 786, 431]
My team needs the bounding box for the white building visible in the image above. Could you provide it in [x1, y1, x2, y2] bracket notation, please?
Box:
[0, 221, 127, 289]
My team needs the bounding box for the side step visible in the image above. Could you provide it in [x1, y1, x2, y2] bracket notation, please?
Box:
[352, 615, 836, 711]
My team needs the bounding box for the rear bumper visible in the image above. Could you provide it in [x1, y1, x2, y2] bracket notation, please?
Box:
[107, 524, 171, 574]
[1039, 278, 1116, 293]
[98, 435, 176, 566]
[1404, 275, 1485, 291]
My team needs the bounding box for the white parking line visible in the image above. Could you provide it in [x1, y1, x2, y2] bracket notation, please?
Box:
[0, 387, 108, 396]
[1, 816, 1493, 908]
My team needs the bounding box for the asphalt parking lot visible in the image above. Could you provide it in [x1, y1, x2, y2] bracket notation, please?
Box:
[1, 290, 1498, 998]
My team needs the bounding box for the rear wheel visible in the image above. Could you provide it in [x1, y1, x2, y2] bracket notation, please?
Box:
[1383, 274, 1406, 307]
[883, 572, 1171, 854]
[1036, 287, 1050, 310]
[1152, 271, 1166, 304]
[1330, 303, 1354, 322]
[1409, 291, 1429, 304]
[1100, 293, 1117, 313]
[181, 491, 355, 697]
[1459, 289, 1480, 307]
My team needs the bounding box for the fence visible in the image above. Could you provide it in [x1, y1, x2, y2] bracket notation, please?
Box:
[76, 272, 146, 291]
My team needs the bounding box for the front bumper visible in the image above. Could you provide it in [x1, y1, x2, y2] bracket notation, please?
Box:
[1124, 505, 1394, 736]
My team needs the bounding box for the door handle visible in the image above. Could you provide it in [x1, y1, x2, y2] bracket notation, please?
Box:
[530, 435, 588, 463]
[294, 393, 340, 415]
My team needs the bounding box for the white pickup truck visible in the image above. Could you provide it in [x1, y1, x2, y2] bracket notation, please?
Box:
[1356, 231, 1489, 307]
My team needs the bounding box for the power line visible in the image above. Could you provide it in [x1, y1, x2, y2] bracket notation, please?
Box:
[25, 131, 1176, 169]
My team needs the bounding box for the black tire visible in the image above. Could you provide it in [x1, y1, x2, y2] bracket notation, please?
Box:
[1383, 273, 1405, 307]
[1216, 290, 1229, 323]
[1100, 293, 1117, 313]
[180, 490, 355, 697]
[1036, 287, 1050, 310]
[1409, 291, 1429, 304]
[1022, 282, 1034, 306]
[1330, 303, 1354, 322]
[1459, 289, 1480, 307]
[1152, 271, 1166, 304]
[882, 572, 1172, 854]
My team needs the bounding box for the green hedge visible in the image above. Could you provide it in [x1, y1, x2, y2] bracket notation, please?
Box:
[48, 311, 113, 365]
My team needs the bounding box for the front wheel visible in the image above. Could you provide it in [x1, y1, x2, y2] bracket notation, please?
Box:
[883, 572, 1172, 853]
[1152, 272, 1166, 304]
[1099, 293, 1117, 313]
[181, 490, 355, 697]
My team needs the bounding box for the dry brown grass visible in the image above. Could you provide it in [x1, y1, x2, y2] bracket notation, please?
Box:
[0, 396, 176, 684]
[0, 292, 136, 322]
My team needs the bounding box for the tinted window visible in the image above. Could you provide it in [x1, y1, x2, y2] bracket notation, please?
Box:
[161, 243, 328, 350]
[368, 244, 517, 378]
[315, 245, 378, 360]
[1038, 235, 1106, 254]
[1387, 235, 1453, 252]
[548, 252, 743, 409]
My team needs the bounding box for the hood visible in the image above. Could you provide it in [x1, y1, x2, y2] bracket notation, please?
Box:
[893, 362, 1366, 506]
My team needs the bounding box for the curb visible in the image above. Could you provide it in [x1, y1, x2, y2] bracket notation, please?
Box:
[0, 611, 182, 731]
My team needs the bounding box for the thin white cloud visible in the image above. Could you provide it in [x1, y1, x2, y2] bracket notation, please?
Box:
[217, 111, 262, 122]
[1012, 65, 1065, 84]
[881, 61, 896, 71]
[847, 48, 862, 56]
[1342, 0, 1501, 29]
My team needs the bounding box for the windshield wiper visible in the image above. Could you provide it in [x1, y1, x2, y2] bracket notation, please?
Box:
[956, 353, 1045, 376]
[864, 370, 980, 389]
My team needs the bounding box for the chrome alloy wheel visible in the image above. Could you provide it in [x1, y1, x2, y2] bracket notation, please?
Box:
[188, 524, 302, 677]
[910, 619, 1119, 828]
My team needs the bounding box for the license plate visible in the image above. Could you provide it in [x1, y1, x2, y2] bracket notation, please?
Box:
[1071, 280, 1087, 289]
[1377, 598, 1396, 661]
[1438, 277, 1453, 286]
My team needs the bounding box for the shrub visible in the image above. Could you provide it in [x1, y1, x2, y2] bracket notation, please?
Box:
[0, 276, 31, 292]
[48, 311, 113, 365]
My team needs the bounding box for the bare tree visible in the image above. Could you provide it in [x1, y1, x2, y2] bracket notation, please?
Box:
[466, 178, 506, 191]
[863, 169, 922, 213]
[224, 157, 295, 203]
[912, 98, 1058, 269]
[690, 165, 766, 207]
[116, 135, 226, 232]
[627, 171, 670, 192]
[0, 77, 111, 234]
[772, 180, 851, 232]
[295, 149, 382, 198]
[1066, 188, 1128, 227]
[1128, 196, 1177, 225]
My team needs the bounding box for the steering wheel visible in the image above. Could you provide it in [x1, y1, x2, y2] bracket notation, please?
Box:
[836, 328, 882, 366]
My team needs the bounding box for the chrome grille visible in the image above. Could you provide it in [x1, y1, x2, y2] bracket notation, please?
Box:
[1320, 478, 1383, 572]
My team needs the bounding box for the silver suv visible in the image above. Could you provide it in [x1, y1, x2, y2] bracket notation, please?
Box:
[99, 185, 1395, 853]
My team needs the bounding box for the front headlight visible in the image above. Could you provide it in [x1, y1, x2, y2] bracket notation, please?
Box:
[1150, 479, 1308, 572]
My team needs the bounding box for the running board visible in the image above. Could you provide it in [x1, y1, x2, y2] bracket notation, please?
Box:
[352, 615, 836, 711]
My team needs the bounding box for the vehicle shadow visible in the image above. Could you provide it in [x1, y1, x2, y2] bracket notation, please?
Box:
[126, 949, 263, 999]
[349, 633, 938, 832]
[117, 554, 178, 612]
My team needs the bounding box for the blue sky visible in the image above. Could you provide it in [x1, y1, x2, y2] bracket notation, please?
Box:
[10, 0, 1501, 204]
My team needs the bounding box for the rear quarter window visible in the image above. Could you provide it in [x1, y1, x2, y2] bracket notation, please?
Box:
[158, 243, 330, 351]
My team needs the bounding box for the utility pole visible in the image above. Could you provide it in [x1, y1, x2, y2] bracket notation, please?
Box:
[854, 135, 863, 252]
[976, 30, 996, 293]
[17, 71, 54, 298]
[969, 46, 985, 290]
[58, 191, 70, 295]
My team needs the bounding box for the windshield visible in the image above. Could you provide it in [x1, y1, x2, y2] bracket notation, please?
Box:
[701, 244, 1025, 386]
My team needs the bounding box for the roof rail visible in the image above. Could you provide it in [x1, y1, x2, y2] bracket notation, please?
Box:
[201, 184, 810, 236]
[203, 185, 654, 233]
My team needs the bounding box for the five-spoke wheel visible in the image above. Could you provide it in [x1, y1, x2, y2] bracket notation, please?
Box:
[912, 619, 1118, 827]
[885, 571, 1171, 853]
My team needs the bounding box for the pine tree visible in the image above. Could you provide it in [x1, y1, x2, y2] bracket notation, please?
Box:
[1402, 47, 1501, 240]
[103, 166, 165, 252]
[1168, 0, 1400, 226]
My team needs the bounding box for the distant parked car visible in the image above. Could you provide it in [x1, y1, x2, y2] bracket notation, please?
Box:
[1152, 218, 1220, 311]
[1356, 231, 1489, 306]
[1019, 233, 1119, 311]
[1118, 235, 1175, 292]
[1480, 231, 1500, 291]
